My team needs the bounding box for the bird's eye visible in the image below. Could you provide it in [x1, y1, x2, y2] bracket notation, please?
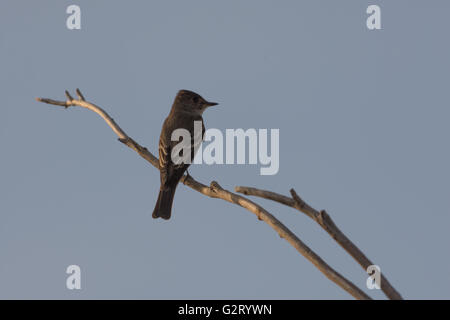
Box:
[193, 97, 199, 103]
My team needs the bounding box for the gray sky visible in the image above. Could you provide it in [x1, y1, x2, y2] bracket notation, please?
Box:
[1, 0, 449, 299]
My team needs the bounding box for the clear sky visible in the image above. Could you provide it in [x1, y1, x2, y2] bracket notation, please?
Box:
[0, 0, 449, 299]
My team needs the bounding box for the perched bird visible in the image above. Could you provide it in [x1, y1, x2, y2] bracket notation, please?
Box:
[152, 90, 218, 220]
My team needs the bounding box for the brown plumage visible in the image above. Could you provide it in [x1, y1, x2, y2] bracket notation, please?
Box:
[152, 90, 218, 220]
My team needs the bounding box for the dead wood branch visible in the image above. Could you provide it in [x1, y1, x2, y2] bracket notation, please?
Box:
[235, 186, 402, 300]
[37, 89, 374, 300]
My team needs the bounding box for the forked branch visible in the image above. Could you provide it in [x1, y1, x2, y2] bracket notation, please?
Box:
[234, 186, 403, 300]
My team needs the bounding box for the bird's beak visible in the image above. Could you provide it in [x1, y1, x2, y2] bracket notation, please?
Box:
[205, 101, 218, 107]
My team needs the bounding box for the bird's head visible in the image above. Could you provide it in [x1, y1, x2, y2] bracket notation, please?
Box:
[173, 90, 218, 115]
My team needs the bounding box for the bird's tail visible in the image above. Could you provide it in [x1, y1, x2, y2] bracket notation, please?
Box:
[152, 187, 176, 220]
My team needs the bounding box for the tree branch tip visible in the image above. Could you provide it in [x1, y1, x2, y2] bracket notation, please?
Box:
[35, 97, 68, 107]
[290, 188, 305, 207]
[76, 88, 85, 101]
[65, 90, 74, 101]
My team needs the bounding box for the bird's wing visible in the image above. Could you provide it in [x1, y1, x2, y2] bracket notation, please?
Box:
[191, 120, 205, 159]
[158, 133, 171, 187]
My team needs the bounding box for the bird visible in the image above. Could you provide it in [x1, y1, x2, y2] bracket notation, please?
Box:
[152, 90, 218, 220]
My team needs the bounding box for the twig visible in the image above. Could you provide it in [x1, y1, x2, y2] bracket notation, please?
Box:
[235, 186, 403, 300]
[36, 89, 373, 300]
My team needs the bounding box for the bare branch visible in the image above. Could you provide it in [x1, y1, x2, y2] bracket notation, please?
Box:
[202, 181, 372, 300]
[235, 186, 403, 300]
[36, 89, 373, 300]
[37, 91, 128, 141]
[65, 90, 74, 102]
[36, 97, 68, 107]
[76, 88, 85, 101]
